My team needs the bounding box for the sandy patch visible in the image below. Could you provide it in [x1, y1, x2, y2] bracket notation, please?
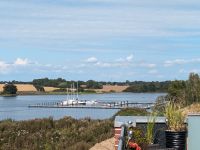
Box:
[90, 137, 115, 150]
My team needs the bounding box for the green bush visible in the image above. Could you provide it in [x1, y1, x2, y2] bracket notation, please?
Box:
[3, 83, 17, 95]
[114, 108, 149, 117]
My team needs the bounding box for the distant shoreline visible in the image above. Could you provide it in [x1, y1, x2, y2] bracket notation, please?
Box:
[0, 84, 129, 95]
[0, 84, 167, 96]
[0, 91, 166, 97]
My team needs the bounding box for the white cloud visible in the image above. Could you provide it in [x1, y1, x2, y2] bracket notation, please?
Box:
[126, 54, 133, 62]
[14, 58, 29, 65]
[116, 54, 133, 62]
[85, 57, 98, 63]
[164, 58, 200, 67]
[164, 59, 186, 67]
[94, 62, 112, 67]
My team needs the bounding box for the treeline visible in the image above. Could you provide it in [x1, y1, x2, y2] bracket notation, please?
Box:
[124, 81, 172, 92]
[32, 78, 174, 92]
[1, 78, 176, 93]
[0, 80, 32, 84]
[4, 77, 199, 94]
[32, 78, 103, 89]
[167, 73, 200, 106]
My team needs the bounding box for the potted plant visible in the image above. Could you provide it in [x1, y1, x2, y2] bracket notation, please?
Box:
[165, 102, 187, 150]
[144, 113, 160, 150]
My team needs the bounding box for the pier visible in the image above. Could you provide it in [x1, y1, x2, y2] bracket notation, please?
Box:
[28, 101, 155, 110]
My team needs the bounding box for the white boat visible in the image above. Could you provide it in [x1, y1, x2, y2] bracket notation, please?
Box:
[60, 82, 99, 106]
[62, 99, 78, 105]
[86, 100, 98, 105]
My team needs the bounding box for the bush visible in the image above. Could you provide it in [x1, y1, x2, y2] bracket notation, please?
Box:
[114, 108, 149, 117]
[34, 85, 45, 92]
[3, 83, 17, 94]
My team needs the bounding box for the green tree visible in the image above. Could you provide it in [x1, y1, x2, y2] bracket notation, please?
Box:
[186, 73, 200, 105]
[168, 80, 186, 104]
[168, 80, 186, 97]
[86, 80, 103, 89]
[34, 85, 45, 92]
[3, 83, 17, 94]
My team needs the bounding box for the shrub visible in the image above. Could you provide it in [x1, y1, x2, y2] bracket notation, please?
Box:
[3, 83, 17, 94]
[114, 108, 149, 117]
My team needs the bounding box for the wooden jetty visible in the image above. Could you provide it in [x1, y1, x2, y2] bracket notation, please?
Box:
[28, 101, 155, 110]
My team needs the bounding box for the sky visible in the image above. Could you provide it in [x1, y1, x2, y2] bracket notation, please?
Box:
[0, 0, 200, 82]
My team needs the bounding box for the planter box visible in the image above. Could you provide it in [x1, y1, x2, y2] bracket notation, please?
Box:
[165, 130, 186, 150]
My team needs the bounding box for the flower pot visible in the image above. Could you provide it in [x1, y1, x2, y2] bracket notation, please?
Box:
[165, 130, 186, 150]
[145, 144, 160, 150]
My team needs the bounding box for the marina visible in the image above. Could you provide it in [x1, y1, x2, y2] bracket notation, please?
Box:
[28, 101, 155, 109]
[0, 93, 165, 120]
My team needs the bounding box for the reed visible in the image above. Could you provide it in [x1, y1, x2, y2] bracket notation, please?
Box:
[165, 102, 185, 131]
[146, 113, 156, 144]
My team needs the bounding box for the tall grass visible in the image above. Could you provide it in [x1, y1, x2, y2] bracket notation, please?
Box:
[165, 102, 185, 131]
[146, 113, 156, 144]
[0, 117, 113, 150]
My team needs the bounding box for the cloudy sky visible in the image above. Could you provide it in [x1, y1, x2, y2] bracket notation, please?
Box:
[0, 0, 200, 81]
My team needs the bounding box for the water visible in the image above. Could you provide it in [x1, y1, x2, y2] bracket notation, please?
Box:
[0, 93, 165, 121]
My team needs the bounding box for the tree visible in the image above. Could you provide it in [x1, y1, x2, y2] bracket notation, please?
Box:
[86, 80, 103, 89]
[186, 73, 200, 105]
[3, 83, 17, 94]
[34, 85, 45, 92]
[168, 80, 186, 97]
[167, 80, 186, 104]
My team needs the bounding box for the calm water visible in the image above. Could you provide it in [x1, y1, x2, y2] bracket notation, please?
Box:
[0, 93, 165, 121]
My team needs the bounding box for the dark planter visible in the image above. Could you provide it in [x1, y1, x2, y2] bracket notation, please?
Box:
[145, 144, 160, 150]
[165, 130, 186, 150]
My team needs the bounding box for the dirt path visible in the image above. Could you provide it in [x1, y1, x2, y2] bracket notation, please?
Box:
[90, 137, 115, 150]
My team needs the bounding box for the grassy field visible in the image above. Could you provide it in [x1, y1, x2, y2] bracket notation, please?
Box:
[95, 85, 129, 93]
[0, 84, 37, 92]
[43, 87, 60, 92]
[0, 84, 129, 94]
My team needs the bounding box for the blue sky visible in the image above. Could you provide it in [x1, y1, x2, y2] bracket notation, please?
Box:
[0, 0, 200, 81]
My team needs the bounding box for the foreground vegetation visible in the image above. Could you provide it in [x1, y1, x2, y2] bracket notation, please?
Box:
[0, 117, 113, 150]
[0, 107, 149, 150]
